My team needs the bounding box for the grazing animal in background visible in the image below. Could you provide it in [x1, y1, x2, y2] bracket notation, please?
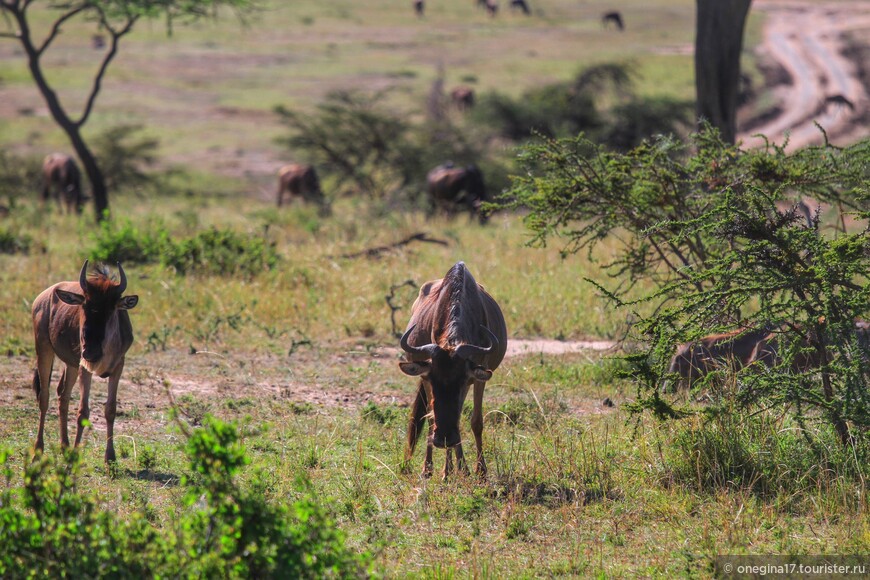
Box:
[426, 163, 489, 224]
[276, 163, 330, 215]
[484, 0, 498, 16]
[823, 94, 855, 111]
[664, 325, 772, 391]
[42, 153, 84, 215]
[510, 0, 530, 14]
[748, 321, 870, 372]
[601, 10, 624, 30]
[31, 261, 138, 462]
[450, 86, 475, 110]
[399, 262, 508, 478]
[91, 34, 105, 49]
[413, 0, 424, 17]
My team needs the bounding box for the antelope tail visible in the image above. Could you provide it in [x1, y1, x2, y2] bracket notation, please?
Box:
[405, 381, 429, 460]
[32, 369, 40, 399]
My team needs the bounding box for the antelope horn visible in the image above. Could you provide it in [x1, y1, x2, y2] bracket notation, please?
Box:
[79, 260, 89, 291]
[400, 325, 439, 359]
[117, 261, 127, 294]
[454, 325, 499, 359]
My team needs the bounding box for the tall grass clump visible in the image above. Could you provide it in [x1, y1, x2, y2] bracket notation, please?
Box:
[0, 417, 369, 578]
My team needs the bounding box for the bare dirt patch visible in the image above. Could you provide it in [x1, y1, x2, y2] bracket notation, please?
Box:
[738, 0, 870, 150]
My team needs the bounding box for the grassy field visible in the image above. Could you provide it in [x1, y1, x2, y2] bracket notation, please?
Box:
[1, 0, 868, 577]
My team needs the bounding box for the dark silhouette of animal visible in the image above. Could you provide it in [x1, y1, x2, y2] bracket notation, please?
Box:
[664, 326, 772, 391]
[413, 0, 424, 17]
[399, 262, 507, 478]
[749, 321, 870, 372]
[510, 0, 530, 14]
[426, 163, 489, 224]
[450, 86, 475, 110]
[823, 94, 855, 111]
[91, 34, 105, 49]
[31, 261, 138, 462]
[42, 153, 84, 215]
[480, 0, 498, 16]
[276, 163, 330, 215]
[601, 10, 624, 30]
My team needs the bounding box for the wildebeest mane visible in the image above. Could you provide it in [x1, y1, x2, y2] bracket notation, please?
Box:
[437, 262, 482, 350]
[86, 263, 119, 295]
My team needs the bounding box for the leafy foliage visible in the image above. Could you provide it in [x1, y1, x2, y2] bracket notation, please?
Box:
[504, 126, 870, 442]
[0, 418, 369, 578]
[89, 219, 279, 276]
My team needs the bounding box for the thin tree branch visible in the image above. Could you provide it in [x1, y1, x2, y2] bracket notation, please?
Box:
[37, 4, 88, 55]
[76, 13, 137, 127]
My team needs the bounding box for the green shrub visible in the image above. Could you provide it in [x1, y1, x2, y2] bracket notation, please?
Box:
[162, 227, 279, 276]
[0, 417, 370, 578]
[89, 220, 279, 276]
[0, 228, 31, 254]
[92, 124, 160, 195]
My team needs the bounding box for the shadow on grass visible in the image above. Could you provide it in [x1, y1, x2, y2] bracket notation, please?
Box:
[128, 469, 180, 486]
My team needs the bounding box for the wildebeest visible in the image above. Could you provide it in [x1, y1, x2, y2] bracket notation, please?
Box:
[482, 0, 498, 16]
[664, 325, 772, 391]
[399, 262, 507, 478]
[276, 163, 330, 215]
[823, 94, 855, 111]
[748, 322, 870, 372]
[31, 261, 138, 462]
[42, 153, 84, 215]
[601, 10, 624, 30]
[413, 0, 424, 17]
[426, 163, 489, 224]
[450, 86, 475, 110]
[510, 0, 530, 15]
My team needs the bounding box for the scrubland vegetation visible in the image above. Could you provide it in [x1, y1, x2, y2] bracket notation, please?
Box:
[1, 0, 869, 577]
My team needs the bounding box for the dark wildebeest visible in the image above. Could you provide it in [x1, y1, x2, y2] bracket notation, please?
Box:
[31, 261, 138, 462]
[601, 10, 624, 30]
[664, 325, 772, 392]
[748, 321, 870, 372]
[482, 0, 498, 16]
[42, 153, 84, 215]
[427, 163, 489, 224]
[276, 163, 330, 215]
[510, 0, 530, 15]
[450, 86, 475, 111]
[413, 0, 424, 17]
[823, 94, 856, 112]
[399, 262, 507, 478]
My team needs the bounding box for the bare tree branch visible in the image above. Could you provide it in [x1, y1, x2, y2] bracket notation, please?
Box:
[76, 13, 138, 127]
[37, 4, 88, 55]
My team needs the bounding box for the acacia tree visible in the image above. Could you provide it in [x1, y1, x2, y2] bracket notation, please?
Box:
[695, 0, 753, 144]
[0, 0, 249, 221]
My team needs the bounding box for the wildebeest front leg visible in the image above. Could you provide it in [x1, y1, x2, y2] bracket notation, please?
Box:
[471, 380, 487, 475]
[34, 351, 54, 455]
[103, 359, 123, 462]
[75, 368, 92, 447]
[57, 365, 79, 447]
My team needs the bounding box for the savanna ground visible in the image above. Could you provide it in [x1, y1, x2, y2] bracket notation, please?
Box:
[0, 0, 869, 577]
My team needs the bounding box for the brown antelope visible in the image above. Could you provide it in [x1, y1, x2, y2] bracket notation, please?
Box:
[449, 86, 475, 111]
[42, 153, 84, 215]
[426, 163, 489, 224]
[399, 262, 507, 478]
[665, 325, 772, 391]
[276, 163, 330, 215]
[31, 261, 138, 462]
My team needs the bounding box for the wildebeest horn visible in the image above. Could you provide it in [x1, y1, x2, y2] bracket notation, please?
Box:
[454, 325, 499, 359]
[117, 261, 127, 294]
[79, 260, 89, 291]
[400, 325, 439, 359]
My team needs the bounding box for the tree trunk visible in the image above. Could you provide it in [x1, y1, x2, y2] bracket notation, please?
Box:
[695, 0, 753, 144]
[17, 12, 109, 222]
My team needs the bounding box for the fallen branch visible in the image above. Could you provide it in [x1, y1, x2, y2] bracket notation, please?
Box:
[336, 232, 448, 260]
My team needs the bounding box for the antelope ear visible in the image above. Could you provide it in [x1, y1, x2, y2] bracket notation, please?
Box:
[471, 366, 493, 382]
[118, 295, 138, 310]
[399, 361, 431, 377]
[55, 289, 85, 305]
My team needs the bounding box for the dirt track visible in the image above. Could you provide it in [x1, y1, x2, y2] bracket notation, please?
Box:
[738, 0, 870, 150]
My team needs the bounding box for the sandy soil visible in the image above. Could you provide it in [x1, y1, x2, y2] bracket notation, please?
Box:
[738, 0, 870, 150]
